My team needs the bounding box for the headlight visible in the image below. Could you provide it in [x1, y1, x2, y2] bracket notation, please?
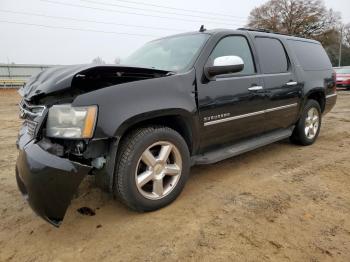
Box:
[46, 104, 97, 139]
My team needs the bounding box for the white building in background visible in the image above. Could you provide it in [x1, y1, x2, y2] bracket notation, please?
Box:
[0, 64, 54, 88]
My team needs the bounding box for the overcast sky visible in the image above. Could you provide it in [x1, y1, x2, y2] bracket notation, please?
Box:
[1, 0, 349, 65]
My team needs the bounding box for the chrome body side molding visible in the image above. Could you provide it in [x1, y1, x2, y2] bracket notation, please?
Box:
[204, 103, 298, 126]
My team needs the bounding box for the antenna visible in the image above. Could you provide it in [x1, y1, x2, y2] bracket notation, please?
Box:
[199, 25, 206, 32]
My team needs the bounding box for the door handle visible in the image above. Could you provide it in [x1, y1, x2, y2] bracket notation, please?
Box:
[286, 81, 298, 86]
[248, 86, 263, 91]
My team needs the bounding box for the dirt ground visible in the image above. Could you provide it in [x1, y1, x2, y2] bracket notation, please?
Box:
[1, 89, 350, 262]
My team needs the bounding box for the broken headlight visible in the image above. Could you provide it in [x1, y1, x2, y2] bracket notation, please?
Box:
[46, 104, 97, 139]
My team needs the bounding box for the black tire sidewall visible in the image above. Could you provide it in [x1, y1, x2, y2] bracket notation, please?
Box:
[295, 99, 322, 145]
[116, 127, 190, 211]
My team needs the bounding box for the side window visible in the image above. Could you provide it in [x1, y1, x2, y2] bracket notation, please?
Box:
[255, 37, 289, 74]
[209, 36, 255, 75]
[287, 40, 332, 71]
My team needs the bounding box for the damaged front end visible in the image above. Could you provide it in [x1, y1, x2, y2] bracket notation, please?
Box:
[15, 64, 170, 226]
[16, 140, 91, 226]
[15, 96, 96, 227]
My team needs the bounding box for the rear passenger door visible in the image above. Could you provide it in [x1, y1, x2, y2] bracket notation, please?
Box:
[253, 36, 302, 131]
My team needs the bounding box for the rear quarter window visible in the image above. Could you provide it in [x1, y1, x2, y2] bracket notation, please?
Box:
[287, 40, 332, 71]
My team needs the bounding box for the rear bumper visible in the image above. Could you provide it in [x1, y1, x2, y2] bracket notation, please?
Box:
[16, 136, 91, 227]
[324, 93, 337, 115]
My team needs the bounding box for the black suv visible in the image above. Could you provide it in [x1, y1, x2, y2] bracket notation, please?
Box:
[16, 28, 337, 226]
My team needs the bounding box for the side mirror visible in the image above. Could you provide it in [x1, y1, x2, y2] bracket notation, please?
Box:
[205, 56, 244, 77]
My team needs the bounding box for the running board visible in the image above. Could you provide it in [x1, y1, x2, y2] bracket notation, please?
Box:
[192, 127, 294, 165]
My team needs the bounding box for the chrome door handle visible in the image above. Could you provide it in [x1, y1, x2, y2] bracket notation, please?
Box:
[286, 81, 298, 86]
[248, 86, 263, 91]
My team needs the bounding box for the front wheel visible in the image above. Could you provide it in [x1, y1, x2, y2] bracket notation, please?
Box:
[290, 99, 321, 146]
[114, 126, 190, 211]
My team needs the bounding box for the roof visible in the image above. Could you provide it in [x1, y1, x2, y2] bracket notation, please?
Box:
[160, 27, 320, 45]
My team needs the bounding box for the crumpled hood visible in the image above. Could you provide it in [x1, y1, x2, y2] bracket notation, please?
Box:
[19, 64, 171, 100]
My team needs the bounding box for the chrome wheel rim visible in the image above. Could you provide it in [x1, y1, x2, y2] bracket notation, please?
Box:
[135, 141, 182, 200]
[304, 107, 319, 139]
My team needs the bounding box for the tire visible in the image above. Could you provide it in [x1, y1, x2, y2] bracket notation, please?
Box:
[114, 126, 190, 211]
[290, 99, 321, 146]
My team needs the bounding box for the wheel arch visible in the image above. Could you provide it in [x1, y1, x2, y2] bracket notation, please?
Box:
[305, 89, 326, 112]
[115, 110, 196, 155]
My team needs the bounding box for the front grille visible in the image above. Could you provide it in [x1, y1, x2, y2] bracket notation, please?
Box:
[19, 99, 46, 138]
[19, 99, 46, 118]
[25, 119, 38, 137]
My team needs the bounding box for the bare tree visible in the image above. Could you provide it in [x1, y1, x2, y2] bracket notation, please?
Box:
[247, 0, 350, 66]
[91, 56, 106, 64]
[247, 0, 340, 38]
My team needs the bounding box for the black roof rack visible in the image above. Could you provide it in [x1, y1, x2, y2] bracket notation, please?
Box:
[237, 27, 271, 33]
[237, 27, 292, 37]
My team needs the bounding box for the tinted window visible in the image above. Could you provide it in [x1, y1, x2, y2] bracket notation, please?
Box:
[255, 37, 289, 74]
[209, 36, 255, 75]
[288, 40, 332, 71]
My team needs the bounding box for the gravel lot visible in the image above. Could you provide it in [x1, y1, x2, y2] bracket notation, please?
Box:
[1, 89, 350, 262]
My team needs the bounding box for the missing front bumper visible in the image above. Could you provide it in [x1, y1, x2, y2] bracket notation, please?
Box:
[16, 140, 91, 227]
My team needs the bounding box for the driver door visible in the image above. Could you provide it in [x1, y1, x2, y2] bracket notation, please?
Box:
[197, 35, 265, 151]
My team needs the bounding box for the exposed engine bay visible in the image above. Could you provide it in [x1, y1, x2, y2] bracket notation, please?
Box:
[22, 65, 171, 105]
[19, 65, 171, 169]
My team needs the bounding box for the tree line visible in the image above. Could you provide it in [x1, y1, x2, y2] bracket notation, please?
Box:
[247, 0, 350, 66]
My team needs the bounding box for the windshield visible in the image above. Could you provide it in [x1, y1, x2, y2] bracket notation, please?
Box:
[123, 34, 210, 72]
[335, 68, 350, 74]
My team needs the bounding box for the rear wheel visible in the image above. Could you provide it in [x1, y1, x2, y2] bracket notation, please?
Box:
[290, 99, 321, 146]
[114, 126, 190, 211]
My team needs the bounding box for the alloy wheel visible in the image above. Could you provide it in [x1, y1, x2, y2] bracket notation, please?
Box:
[304, 107, 320, 139]
[135, 141, 182, 200]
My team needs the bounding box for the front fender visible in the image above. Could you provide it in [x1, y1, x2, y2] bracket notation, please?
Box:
[114, 108, 195, 137]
